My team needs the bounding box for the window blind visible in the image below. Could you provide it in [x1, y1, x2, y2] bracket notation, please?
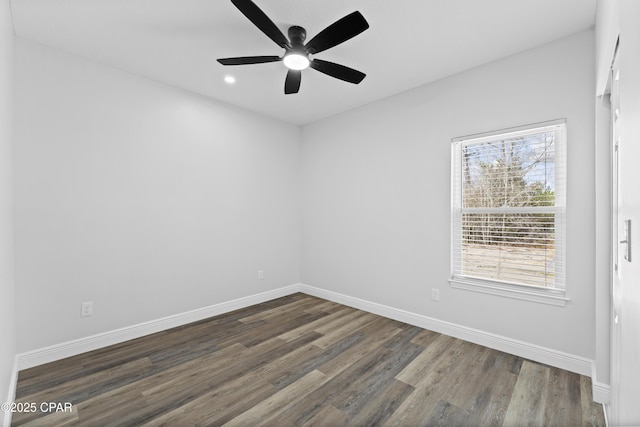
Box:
[451, 121, 566, 290]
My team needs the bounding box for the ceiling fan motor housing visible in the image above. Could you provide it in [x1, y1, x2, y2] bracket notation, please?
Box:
[284, 25, 310, 71]
[288, 25, 307, 47]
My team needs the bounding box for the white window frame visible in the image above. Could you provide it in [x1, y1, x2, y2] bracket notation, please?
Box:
[450, 119, 568, 306]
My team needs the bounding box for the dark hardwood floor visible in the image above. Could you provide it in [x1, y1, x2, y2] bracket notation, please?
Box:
[12, 293, 606, 426]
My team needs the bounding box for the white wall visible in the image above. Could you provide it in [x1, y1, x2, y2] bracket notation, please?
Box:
[14, 39, 301, 352]
[301, 30, 596, 359]
[0, 0, 15, 413]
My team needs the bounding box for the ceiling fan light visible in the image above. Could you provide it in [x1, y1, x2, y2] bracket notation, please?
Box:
[283, 53, 310, 70]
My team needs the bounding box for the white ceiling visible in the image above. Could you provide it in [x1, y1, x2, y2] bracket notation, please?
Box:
[10, 0, 596, 125]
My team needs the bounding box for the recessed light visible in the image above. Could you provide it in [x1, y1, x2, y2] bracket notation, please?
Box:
[224, 75, 236, 84]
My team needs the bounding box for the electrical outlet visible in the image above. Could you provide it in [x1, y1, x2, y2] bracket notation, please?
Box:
[431, 289, 440, 302]
[81, 301, 93, 317]
[258, 270, 264, 280]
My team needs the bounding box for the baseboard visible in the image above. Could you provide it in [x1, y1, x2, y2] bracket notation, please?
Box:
[591, 361, 611, 404]
[2, 356, 18, 427]
[16, 282, 596, 382]
[16, 284, 303, 370]
[299, 284, 593, 377]
[602, 403, 610, 427]
[592, 381, 611, 404]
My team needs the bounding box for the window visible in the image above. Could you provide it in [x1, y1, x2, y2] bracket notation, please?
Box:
[450, 120, 567, 305]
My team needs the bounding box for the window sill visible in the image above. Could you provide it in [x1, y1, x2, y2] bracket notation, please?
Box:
[449, 277, 568, 307]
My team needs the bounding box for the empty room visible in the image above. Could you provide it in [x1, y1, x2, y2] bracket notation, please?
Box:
[1, 0, 639, 426]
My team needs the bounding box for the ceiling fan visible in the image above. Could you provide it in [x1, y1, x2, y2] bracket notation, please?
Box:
[217, 0, 369, 94]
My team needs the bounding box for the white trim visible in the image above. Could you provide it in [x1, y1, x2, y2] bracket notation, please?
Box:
[299, 284, 591, 376]
[452, 118, 567, 143]
[603, 403, 611, 427]
[16, 283, 595, 382]
[16, 284, 303, 370]
[2, 356, 18, 427]
[449, 278, 569, 307]
[593, 381, 612, 405]
[591, 361, 611, 404]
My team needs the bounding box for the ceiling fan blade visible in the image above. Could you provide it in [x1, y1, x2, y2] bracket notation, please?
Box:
[217, 55, 281, 65]
[230, 0, 290, 49]
[284, 70, 301, 94]
[310, 59, 366, 84]
[304, 11, 369, 55]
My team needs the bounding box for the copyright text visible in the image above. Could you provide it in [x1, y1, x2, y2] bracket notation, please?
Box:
[1, 402, 73, 413]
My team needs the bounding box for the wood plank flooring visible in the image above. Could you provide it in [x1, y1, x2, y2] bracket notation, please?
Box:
[12, 293, 606, 426]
